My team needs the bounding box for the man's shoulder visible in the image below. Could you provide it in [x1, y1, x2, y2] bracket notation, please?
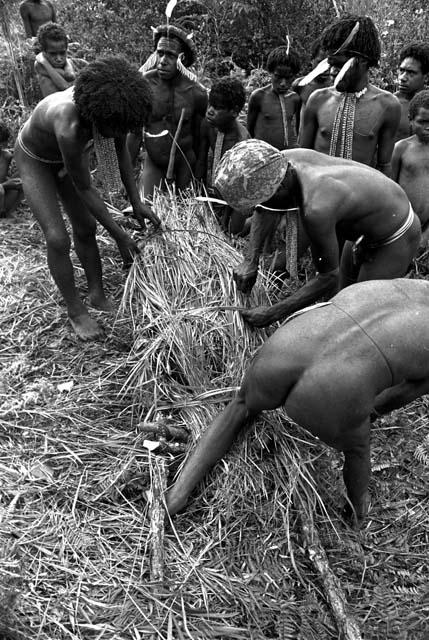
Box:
[370, 84, 400, 104]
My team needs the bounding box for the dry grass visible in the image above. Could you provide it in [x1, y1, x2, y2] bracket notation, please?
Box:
[0, 193, 428, 640]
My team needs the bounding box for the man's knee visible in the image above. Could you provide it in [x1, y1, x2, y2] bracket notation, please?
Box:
[45, 229, 71, 254]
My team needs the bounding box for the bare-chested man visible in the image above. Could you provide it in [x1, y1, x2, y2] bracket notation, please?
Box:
[394, 42, 429, 142]
[213, 139, 421, 326]
[127, 24, 208, 202]
[19, 0, 56, 38]
[299, 15, 401, 177]
[392, 90, 429, 247]
[166, 278, 429, 526]
[15, 57, 160, 340]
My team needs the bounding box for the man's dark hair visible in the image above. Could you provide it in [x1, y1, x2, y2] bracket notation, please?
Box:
[209, 76, 246, 112]
[0, 123, 10, 143]
[409, 89, 429, 119]
[267, 46, 300, 74]
[399, 42, 429, 75]
[37, 22, 68, 50]
[74, 57, 152, 133]
[321, 14, 381, 67]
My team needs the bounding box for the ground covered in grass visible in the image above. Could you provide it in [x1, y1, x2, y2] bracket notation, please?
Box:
[0, 196, 428, 640]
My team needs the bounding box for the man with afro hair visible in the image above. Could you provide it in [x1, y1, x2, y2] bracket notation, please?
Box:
[15, 56, 159, 341]
[299, 14, 401, 177]
[394, 42, 429, 141]
[127, 24, 208, 202]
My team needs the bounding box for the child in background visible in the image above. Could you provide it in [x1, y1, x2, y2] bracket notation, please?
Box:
[195, 76, 250, 234]
[247, 46, 301, 150]
[0, 124, 23, 220]
[34, 22, 87, 97]
[392, 90, 429, 247]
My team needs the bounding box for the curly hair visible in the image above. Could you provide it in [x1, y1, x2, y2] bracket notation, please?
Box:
[399, 42, 429, 75]
[266, 46, 300, 74]
[37, 22, 68, 50]
[209, 76, 246, 112]
[74, 57, 152, 133]
[409, 89, 429, 120]
[0, 123, 10, 143]
[321, 14, 381, 67]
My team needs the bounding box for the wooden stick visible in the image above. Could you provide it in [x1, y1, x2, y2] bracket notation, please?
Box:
[166, 108, 186, 183]
[300, 509, 363, 639]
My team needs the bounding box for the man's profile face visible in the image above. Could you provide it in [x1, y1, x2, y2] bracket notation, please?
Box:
[156, 38, 182, 80]
[398, 57, 426, 95]
[44, 38, 67, 68]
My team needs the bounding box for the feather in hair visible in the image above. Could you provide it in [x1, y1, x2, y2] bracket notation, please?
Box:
[333, 56, 356, 89]
[165, 0, 178, 18]
[140, 52, 158, 74]
[177, 54, 197, 81]
[286, 35, 290, 56]
[333, 21, 360, 55]
[298, 58, 330, 86]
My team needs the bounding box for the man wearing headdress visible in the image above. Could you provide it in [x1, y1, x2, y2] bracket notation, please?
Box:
[299, 15, 401, 177]
[127, 24, 208, 202]
[213, 140, 421, 327]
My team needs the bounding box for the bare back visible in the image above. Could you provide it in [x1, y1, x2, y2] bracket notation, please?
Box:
[286, 148, 410, 242]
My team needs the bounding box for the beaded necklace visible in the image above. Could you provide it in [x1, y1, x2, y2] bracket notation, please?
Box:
[328, 87, 367, 159]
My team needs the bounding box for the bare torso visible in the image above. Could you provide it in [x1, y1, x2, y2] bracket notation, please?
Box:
[305, 84, 400, 165]
[250, 86, 299, 149]
[395, 136, 429, 227]
[280, 149, 410, 242]
[207, 120, 249, 154]
[20, 0, 55, 37]
[20, 88, 90, 161]
[143, 70, 207, 168]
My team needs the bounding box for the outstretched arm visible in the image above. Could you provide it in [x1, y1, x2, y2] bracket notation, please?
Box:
[114, 135, 160, 229]
[241, 217, 340, 326]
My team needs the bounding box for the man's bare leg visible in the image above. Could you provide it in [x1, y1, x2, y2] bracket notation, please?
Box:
[17, 155, 103, 339]
[166, 395, 251, 515]
[58, 176, 114, 313]
[341, 419, 371, 526]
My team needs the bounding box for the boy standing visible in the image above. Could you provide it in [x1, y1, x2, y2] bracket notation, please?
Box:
[247, 46, 301, 150]
[0, 124, 23, 220]
[392, 90, 429, 246]
[15, 57, 160, 341]
[34, 22, 87, 97]
[394, 42, 429, 142]
[195, 76, 249, 233]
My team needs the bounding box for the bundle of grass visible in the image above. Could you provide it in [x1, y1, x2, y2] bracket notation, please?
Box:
[121, 190, 364, 638]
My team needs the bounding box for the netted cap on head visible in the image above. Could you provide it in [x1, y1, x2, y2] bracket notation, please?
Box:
[214, 139, 289, 210]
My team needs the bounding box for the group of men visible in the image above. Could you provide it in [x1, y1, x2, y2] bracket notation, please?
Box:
[9, 5, 429, 525]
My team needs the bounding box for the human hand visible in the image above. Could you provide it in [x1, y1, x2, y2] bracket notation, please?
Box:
[241, 305, 273, 328]
[117, 233, 140, 270]
[233, 261, 258, 294]
[133, 202, 161, 231]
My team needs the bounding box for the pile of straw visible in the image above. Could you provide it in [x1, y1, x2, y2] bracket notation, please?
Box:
[0, 195, 428, 639]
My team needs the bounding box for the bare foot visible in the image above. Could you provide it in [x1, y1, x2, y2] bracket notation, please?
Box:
[69, 312, 104, 340]
[88, 294, 116, 312]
